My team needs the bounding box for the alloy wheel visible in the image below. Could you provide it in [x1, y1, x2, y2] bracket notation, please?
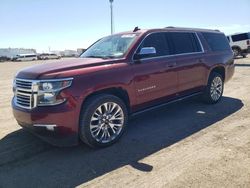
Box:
[210, 76, 223, 101]
[233, 49, 239, 57]
[89, 102, 124, 144]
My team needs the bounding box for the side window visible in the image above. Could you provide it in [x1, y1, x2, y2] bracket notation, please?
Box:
[231, 33, 249, 42]
[139, 33, 170, 58]
[169, 32, 202, 54]
[202, 32, 231, 51]
[190, 33, 202, 52]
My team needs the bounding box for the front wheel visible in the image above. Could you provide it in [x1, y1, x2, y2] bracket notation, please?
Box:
[79, 94, 128, 148]
[202, 72, 224, 104]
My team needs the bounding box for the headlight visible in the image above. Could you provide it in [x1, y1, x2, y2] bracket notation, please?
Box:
[37, 78, 73, 106]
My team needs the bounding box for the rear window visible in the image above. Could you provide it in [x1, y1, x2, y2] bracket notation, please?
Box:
[168, 32, 202, 54]
[231, 33, 250, 42]
[202, 32, 231, 51]
[26, 55, 36, 57]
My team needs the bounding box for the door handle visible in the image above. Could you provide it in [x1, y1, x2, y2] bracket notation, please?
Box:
[166, 62, 177, 68]
[198, 58, 204, 63]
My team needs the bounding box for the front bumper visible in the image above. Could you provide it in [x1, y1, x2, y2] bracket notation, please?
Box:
[12, 99, 79, 146]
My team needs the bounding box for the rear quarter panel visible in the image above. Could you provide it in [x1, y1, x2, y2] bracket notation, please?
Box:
[198, 32, 234, 84]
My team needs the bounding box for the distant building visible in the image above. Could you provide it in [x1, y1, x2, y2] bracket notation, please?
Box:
[77, 48, 86, 55]
[0, 48, 36, 58]
[61, 50, 78, 57]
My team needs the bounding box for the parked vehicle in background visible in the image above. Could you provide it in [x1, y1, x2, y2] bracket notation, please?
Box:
[12, 54, 38, 61]
[0, 56, 11, 62]
[12, 27, 234, 148]
[38, 53, 61, 60]
[227, 32, 250, 58]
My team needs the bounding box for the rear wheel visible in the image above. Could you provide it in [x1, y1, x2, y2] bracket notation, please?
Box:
[79, 94, 128, 148]
[202, 72, 224, 104]
[232, 48, 240, 58]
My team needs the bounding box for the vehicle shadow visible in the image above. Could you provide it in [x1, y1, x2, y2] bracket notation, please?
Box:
[0, 96, 243, 188]
[234, 56, 248, 59]
[235, 63, 250, 67]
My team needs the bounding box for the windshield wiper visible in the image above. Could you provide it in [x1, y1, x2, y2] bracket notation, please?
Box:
[83, 55, 120, 59]
[84, 55, 106, 59]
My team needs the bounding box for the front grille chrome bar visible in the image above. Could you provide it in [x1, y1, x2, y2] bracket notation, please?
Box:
[14, 79, 38, 109]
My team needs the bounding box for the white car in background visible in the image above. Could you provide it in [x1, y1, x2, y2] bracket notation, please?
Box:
[12, 54, 38, 61]
[227, 32, 250, 58]
[38, 53, 61, 60]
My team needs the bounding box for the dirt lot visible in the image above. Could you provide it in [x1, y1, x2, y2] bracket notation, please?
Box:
[0, 57, 250, 188]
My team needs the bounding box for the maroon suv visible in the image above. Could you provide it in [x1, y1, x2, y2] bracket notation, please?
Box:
[12, 27, 234, 147]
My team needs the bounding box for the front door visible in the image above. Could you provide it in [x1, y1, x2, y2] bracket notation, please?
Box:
[132, 32, 178, 108]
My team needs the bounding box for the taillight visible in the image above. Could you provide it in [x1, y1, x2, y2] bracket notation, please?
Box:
[247, 40, 250, 45]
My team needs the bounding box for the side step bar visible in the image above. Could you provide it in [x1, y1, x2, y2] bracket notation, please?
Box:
[131, 92, 203, 117]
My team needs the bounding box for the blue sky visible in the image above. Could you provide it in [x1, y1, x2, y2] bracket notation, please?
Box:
[0, 0, 250, 52]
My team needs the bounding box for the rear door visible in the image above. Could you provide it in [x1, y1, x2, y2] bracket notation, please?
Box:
[167, 32, 207, 95]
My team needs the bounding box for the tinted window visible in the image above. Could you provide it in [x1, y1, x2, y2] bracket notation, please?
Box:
[231, 33, 250, 42]
[139, 33, 170, 58]
[202, 32, 231, 51]
[168, 32, 202, 54]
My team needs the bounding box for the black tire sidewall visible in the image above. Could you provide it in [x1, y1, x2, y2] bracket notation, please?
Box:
[79, 94, 128, 148]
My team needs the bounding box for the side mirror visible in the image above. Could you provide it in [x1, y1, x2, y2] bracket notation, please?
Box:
[134, 47, 156, 61]
[139, 47, 156, 55]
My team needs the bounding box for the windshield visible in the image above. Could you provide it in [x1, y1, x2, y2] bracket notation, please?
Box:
[81, 34, 138, 59]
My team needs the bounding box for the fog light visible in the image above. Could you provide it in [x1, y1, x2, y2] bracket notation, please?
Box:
[34, 124, 57, 131]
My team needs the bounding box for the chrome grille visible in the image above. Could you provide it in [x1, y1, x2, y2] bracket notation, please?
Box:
[15, 79, 32, 90]
[14, 79, 34, 109]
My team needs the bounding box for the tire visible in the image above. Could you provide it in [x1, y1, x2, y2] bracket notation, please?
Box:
[79, 94, 128, 148]
[242, 54, 247, 58]
[202, 72, 224, 104]
[232, 48, 240, 58]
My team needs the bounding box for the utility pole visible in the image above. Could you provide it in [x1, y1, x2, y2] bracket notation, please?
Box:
[109, 0, 114, 34]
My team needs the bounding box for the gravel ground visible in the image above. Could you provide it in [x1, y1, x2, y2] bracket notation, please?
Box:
[0, 57, 249, 188]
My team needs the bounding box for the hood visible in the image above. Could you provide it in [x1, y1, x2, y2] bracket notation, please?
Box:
[16, 58, 117, 79]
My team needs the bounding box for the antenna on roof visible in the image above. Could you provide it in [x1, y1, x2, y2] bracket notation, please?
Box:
[133, 26, 140, 32]
[166, 26, 175, 28]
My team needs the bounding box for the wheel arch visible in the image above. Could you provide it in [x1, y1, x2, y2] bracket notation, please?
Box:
[231, 45, 241, 51]
[209, 66, 225, 81]
[80, 87, 131, 114]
